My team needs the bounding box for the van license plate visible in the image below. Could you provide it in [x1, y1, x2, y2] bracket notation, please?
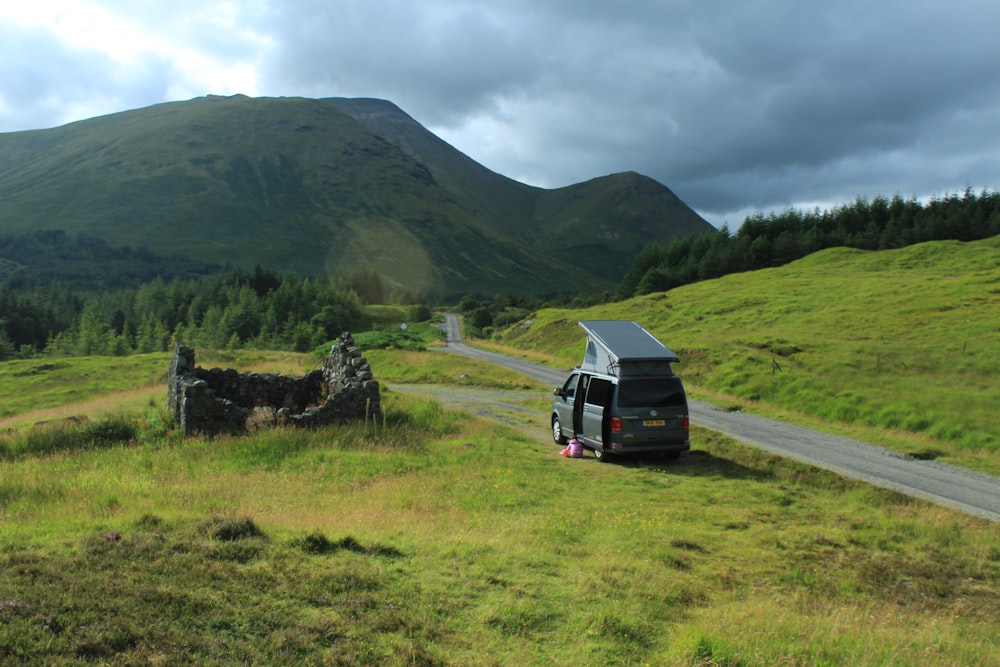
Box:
[643, 419, 666, 427]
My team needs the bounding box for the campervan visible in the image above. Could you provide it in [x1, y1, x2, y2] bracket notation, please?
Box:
[551, 320, 690, 462]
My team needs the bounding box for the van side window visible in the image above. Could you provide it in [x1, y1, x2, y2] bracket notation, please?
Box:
[562, 374, 580, 399]
[585, 378, 613, 407]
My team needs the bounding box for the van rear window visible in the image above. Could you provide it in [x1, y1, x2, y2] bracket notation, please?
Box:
[616, 378, 686, 408]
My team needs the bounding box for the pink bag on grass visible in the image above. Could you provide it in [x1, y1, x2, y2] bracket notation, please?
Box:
[562, 437, 583, 458]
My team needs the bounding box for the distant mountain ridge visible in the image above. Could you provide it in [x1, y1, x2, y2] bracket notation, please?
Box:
[0, 95, 714, 297]
[322, 98, 713, 271]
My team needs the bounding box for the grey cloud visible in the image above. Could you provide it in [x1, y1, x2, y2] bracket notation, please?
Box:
[258, 0, 549, 124]
[3, 0, 1000, 227]
[571, 1, 1000, 221]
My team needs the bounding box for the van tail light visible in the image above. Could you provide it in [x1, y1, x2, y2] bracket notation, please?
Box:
[683, 415, 690, 430]
[610, 417, 622, 433]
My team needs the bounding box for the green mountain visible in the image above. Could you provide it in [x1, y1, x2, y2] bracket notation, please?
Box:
[0, 95, 713, 297]
[323, 98, 713, 271]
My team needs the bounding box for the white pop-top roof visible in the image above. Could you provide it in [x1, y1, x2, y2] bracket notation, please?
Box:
[578, 320, 679, 376]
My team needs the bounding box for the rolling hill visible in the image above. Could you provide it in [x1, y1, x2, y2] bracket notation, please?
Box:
[323, 97, 711, 270]
[498, 235, 1000, 470]
[0, 95, 713, 297]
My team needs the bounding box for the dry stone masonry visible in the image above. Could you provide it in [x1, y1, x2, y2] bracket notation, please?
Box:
[168, 333, 381, 435]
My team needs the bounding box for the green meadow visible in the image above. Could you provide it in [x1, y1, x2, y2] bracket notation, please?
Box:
[1, 237, 998, 664]
[499, 236, 1000, 474]
[2, 368, 999, 665]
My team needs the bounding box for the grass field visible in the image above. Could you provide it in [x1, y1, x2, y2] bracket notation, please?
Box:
[1, 346, 999, 665]
[2, 238, 998, 664]
[498, 236, 1000, 474]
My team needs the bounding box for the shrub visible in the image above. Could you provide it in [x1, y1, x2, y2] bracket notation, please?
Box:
[295, 532, 402, 558]
[200, 515, 266, 542]
[81, 417, 137, 446]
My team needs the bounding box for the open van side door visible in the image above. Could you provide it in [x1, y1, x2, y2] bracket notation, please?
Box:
[572, 374, 589, 436]
[580, 377, 613, 445]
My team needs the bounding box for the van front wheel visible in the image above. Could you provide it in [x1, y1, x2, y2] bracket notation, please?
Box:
[552, 416, 567, 445]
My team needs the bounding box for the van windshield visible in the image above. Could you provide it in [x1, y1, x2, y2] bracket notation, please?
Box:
[616, 378, 686, 408]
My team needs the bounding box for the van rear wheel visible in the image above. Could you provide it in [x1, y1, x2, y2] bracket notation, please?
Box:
[551, 416, 567, 445]
[593, 446, 613, 463]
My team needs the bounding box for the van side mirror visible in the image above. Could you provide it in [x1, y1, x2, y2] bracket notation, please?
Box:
[553, 386, 563, 397]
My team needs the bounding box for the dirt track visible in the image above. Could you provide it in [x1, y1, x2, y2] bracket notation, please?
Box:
[424, 314, 1000, 522]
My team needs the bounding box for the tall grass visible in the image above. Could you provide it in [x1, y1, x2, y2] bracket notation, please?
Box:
[0, 415, 141, 460]
[1, 387, 998, 664]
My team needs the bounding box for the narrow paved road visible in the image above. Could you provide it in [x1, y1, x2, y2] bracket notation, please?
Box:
[436, 314, 1000, 522]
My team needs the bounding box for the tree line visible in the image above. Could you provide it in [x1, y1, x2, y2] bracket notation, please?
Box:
[2, 188, 998, 359]
[0, 267, 392, 359]
[0, 229, 222, 290]
[618, 189, 1000, 299]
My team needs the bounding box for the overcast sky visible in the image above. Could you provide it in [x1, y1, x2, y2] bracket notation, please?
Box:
[2, 1, 999, 228]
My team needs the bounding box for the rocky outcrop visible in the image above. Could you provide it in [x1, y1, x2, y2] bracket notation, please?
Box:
[167, 333, 381, 435]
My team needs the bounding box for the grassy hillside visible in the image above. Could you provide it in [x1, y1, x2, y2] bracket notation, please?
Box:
[531, 171, 713, 272]
[325, 97, 713, 264]
[0, 95, 557, 296]
[323, 97, 542, 242]
[0, 95, 714, 297]
[497, 236, 1000, 473]
[1, 351, 998, 664]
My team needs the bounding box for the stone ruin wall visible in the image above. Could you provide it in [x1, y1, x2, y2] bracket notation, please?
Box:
[167, 333, 381, 435]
